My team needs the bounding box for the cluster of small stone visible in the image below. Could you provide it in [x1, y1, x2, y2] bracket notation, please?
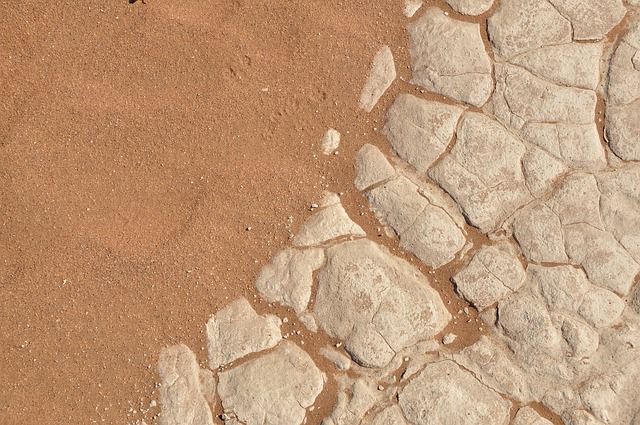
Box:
[156, 1, 640, 424]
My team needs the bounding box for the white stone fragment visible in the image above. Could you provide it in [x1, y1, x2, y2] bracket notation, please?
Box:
[359, 46, 396, 112]
[513, 406, 553, 425]
[255, 248, 325, 314]
[319, 347, 352, 371]
[354, 144, 396, 191]
[321, 128, 340, 155]
[409, 7, 493, 106]
[578, 288, 626, 328]
[522, 146, 567, 198]
[520, 123, 605, 170]
[492, 64, 597, 131]
[454, 336, 532, 403]
[442, 333, 457, 345]
[366, 176, 466, 268]
[510, 43, 602, 90]
[313, 239, 451, 368]
[561, 317, 599, 359]
[598, 165, 640, 263]
[444, 0, 494, 16]
[217, 341, 325, 425]
[399, 360, 512, 424]
[157, 344, 214, 425]
[453, 246, 525, 310]
[547, 0, 626, 41]
[428, 112, 532, 233]
[513, 203, 568, 264]
[531, 265, 591, 313]
[606, 102, 640, 161]
[206, 298, 282, 369]
[564, 223, 640, 295]
[383, 94, 463, 173]
[293, 195, 366, 247]
[403, 0, 423, 17]
[487, 0, 572, 60]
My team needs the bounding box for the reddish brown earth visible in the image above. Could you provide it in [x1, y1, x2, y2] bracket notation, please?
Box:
[1, 1, 542, 424]
[0, 1, 410, 424]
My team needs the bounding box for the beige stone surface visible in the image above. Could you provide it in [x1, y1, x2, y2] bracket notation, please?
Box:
[217, 341, 325, 425]
[359, 45, 396, 112]
[206, 297, 282, 369]
[157, 344, 215, 425]
[409, 7, 493, 106]
[399, 360, 512, 425]
[383, 94, 462, 173]
[313, 239, 450, 368]
[488, 0, 572, 59]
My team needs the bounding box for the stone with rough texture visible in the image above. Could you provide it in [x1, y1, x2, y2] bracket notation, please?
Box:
[606, 102, 640, 161]
[513, 406, 553, 425]
[545, 173, 603, 229]
[255, 248, 325, 314]
[327, 377, 385, 425]
[399, 360, 511, 425]
[631, 284, 640, 314]
[598, 165, 640, 263]
[488, 0, 572, 59]
[605, 20, 640, 160]
[492, 64, 597, 131]
[429, 112, 532, 233]
[578, 288, 625, 328]
[157, 344, 214, 425]
[293, 195, 365, 247]
[364, 405, 409, 425]
[206, 298, 282, 369]
[444, 0, 493, 15]
[320, 347, 351, 371]
[404, 0, 423, 17]
[313, 239, 450, 368]
[409, 8, 493, 106]
[497, 294, 561, 354]
[217, 341, 324, 425]
[547, 0, 626, 41]
[531, 265, 591, 313]
[561, 317, 599, 359]
[564, 223, 640, 295]
[383, 94, 463, 173]
[522, 146, 567, 198]
[510, 43, 602, 90]
[322, 128, 340, 155]
[453, 246, 525, 310]
[606, 21, 640, 106]
[360, 46, 396, 112]
[454, 335, 532, 402]
[520, 123, 605, 170]
[513, 203, 568, 264]
[366, 176, 466, 268]
[354, 144, 396, 191]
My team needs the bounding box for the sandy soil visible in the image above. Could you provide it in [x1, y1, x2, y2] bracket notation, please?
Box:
[0, 1, 413, 424]
[3, 0, 551, 424]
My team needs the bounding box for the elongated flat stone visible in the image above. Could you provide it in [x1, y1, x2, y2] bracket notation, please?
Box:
[359, 46, 396, 112]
